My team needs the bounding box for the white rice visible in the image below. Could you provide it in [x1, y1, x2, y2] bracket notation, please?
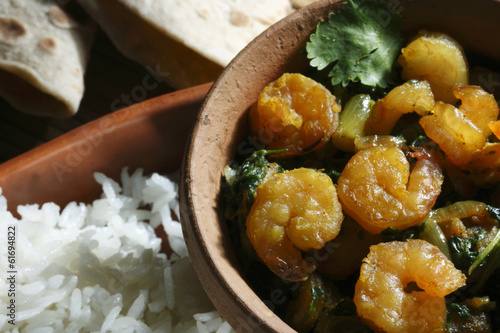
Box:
[0, 168, 235, 333]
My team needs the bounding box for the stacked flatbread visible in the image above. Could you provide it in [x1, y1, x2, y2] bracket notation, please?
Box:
[0, 0, 96, 118]
[76, 0, 295, 89]
[0, 0, 319, 117]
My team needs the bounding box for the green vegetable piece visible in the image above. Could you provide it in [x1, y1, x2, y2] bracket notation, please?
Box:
[380, 225, 420, 242]
[332, 94, 375, 152]
[225, 149, 285, 213]
[449, 233, 483, 273]
[298, 286, 325, 326]
[489, 205, 500, 221]
[420, 219, 452, 260]
[326, 169, 342, 184]
[448, 303, 472, 320]
[469, 224, 500, 275]
[306, 0, 404, 88]
[446, 297, 496, 329]
[469, 232, 500, 275]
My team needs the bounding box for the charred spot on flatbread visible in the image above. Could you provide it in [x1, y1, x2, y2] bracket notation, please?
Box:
[0, 0, 96, 117]
[230, 9, 251, 27]
[0, 17, 26, 41]
[47, 6, 77, 29]
[39, 37, 57, 53]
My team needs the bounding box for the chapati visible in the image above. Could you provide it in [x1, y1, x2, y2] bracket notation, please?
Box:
[77, 0, 293, 89]
[0, 0, 96, 118]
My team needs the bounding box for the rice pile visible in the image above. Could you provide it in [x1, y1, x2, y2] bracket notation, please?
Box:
[0, 168, 235, 333]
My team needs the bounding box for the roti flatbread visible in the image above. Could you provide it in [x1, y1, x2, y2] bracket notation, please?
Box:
[0, 0, 96, 118]
[76, 0, 293, 89]
[291, 0, 322, 9]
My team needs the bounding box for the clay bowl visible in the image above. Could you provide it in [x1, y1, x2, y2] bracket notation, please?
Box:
[179, 0, 500, 332]
[0, 83, 211, 215]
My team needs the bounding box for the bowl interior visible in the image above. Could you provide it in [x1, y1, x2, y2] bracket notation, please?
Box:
[180, 0, 500, 332]
[0, 83, 211, 214]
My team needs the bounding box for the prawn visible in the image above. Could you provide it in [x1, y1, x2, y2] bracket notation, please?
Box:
[455, 85, 499, 138]
[354, 239, 466, 333]
[337, 145, 443, 234]
[398, 30, 469, 104]
[419, 101, 486, 167]
[249, 73, 341, 158]
[246, 168, 344, 281]
[419, 84, 498, 167]
[365, 80, 435, 135]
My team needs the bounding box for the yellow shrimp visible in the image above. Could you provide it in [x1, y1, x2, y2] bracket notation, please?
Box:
[249, 73, 341, 158]
[354, 239, 466, 333]
[398, 30, 469, 104]
[365, 80, 435, 135]
[246, 167, 344, 281]
[455, 85, 499, 138]
[420, 101, 485, 166]
[337, 146, 443, 234]
[420, 85, 499, 166]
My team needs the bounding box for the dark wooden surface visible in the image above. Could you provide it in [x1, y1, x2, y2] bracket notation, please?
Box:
[0, 28, 177, 163]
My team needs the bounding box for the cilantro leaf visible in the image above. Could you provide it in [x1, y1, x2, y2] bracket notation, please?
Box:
[306, 0, 404, 89]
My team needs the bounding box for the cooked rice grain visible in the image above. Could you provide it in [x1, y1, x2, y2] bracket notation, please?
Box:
[0, 168, 234, 333]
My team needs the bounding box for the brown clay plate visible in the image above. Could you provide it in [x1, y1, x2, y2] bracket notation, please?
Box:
[0, 83, 211, 215]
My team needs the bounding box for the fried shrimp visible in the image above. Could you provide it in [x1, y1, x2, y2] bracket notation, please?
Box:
[337, 145, 443, 234]
[354, 239, 466, 333]
[420, 102, 485, 166]
[455, 85, 499, 138]
[420, 85, 499, 166]
[398, 30, 469, 104]
[365, 80, 435, 135]
[249, 73, 341, 157]
[246, 168, 344, 281]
